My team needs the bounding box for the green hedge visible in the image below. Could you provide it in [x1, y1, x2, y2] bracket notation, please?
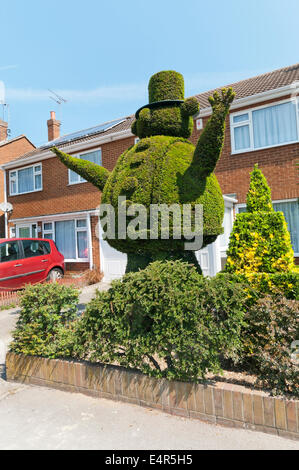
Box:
[10, 283, 79, 358]
[244, 295, 299, 397]
[75, 261, 246, 381]
[218, 271, 299, 300]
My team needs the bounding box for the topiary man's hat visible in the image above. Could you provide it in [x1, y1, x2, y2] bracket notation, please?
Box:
[135, 70, 185, 118]
[132, 70, 199, 139]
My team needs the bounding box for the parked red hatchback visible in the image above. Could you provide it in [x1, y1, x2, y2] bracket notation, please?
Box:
[0, 238, 65, 291]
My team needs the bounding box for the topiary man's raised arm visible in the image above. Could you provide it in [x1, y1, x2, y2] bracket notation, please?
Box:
[192, 88, 235, 178]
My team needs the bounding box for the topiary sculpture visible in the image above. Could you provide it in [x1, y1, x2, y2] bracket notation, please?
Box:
[52, 71, 235, 273]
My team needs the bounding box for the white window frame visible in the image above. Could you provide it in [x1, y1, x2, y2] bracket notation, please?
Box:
[9, 163, 42, 196]
[16, 223, 38, 238]
[68, 148, 102, 185]
[230, 97, 299, 154]
[236, 198, 299, 256]
[42, 218, 89, 262]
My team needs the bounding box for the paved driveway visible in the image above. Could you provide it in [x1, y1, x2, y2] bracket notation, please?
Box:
[0, 282, 298, 450]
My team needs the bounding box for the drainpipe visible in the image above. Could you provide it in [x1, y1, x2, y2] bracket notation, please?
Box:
[87, 212, 93, 270]
[3, 170, 8, 238]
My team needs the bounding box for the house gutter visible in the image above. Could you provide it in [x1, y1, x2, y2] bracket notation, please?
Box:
[1, 129, 133, 170]
[194, 83, 299, 118]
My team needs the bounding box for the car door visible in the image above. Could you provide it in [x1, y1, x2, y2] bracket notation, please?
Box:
[17, 240, 50, 286]
[0, 240, 24, 290]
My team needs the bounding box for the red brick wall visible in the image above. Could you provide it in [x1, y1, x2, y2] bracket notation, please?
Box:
[7, 136, 135, 221]
[0, 137, 35, 236]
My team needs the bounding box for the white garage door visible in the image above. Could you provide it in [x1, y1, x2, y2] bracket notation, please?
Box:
[99, 234, 127, 282]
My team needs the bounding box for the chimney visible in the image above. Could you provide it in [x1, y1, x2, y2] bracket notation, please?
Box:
[0, 119, 8, 142]
[47, 111, 60, 141]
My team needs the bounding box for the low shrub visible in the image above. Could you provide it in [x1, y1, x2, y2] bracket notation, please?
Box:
[75, 260, 247, 381]
[243, 295, 299, 397]
[10, 283, 79, 358]
[82, 269, 104, 286]
[217, 271, 299, 300]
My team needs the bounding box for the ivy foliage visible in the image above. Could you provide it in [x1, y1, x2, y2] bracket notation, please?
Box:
[10, 283, 79, 358]
[226, 166, 294, 274]
[75, 261, 246, 381]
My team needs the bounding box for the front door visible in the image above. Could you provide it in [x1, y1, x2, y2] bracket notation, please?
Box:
[17, 224, 37, 238]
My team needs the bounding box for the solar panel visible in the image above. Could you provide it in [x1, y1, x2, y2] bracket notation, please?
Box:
[41, 118, 125, 149]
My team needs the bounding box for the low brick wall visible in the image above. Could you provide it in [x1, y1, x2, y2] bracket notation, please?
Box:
[6, 352, 299, 441]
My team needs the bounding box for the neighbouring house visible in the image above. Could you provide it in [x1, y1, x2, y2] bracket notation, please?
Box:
[1, 63, 299, 280]
[0, 120, 35, 237]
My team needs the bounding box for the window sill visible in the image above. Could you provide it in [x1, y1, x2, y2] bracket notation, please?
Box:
[64, 258, 89, 263]
[67, 181, 88, 186]
[231, 139, 299, 155]
[9, 188, 43, 197]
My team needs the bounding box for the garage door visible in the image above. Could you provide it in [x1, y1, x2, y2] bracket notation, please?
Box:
[99, 233, 127, 282]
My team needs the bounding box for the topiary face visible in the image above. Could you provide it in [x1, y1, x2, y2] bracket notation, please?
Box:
[131, 70, 199, 139]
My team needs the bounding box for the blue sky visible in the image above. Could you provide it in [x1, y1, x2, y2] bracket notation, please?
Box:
[0, 0, 299, 146]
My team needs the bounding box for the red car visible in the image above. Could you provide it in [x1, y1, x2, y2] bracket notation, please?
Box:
[0, 238, 65, 291]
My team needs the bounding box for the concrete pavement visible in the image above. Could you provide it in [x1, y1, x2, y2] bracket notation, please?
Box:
[0, 380, 298, 450]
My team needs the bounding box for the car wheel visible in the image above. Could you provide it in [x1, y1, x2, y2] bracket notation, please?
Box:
[47, 268, 64, 282]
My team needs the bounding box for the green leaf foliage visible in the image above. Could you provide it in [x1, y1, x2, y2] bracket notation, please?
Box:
[74, 261, 246, 381]
[226, 166, 294, 274]
[51, 147, 110, 191]
[246, 164, 273, 213]
[218, 271, 299, 300]
[10, 283, 79, 358]
[52, 70, 235, 274]
[243, 295, 299, 397]
[226, 211, 294, 273]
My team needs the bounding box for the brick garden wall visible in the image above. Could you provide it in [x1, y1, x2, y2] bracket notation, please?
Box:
[6, 352, 299, 441]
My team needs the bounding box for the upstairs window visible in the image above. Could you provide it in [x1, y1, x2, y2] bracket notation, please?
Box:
[231, 99, 299, 153]
[9, 164, 42, 195]
[69, 149, 102, 184]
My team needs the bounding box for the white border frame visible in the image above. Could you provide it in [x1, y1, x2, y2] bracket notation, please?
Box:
[9, 163, 43, 196]
[68, 147, 102, 186]
[230, 97, 299, 154]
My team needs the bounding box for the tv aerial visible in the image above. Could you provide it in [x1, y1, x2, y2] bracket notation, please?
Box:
[48, 89, 67, 105]
[48, 89, 67, 124]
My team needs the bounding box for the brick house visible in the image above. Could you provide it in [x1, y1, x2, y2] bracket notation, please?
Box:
[1, 63, 299, 279]
[0, 120, 35, 237]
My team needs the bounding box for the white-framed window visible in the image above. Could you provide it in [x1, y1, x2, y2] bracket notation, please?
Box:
[43, 218, 89, 261]
[68, 149, 102, 185]
[134, 137, 140, 145]
[236, 198, 299, 256]
[9, 164, 42, 196]
[230, 98, 299, 154]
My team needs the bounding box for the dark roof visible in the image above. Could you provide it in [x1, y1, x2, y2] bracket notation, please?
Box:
[193, 63, 299, 109]
[5, 63, 299, 166]
[9, 116, 135, 164]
